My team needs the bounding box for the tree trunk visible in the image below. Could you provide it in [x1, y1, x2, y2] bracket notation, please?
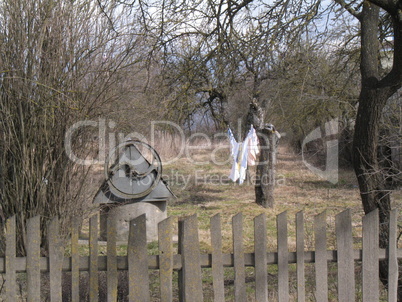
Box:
[255, 127, 276, 208]
[353, 2, 402, 298]
[243, 100, 277, 208]
[353, 87, 393, 287]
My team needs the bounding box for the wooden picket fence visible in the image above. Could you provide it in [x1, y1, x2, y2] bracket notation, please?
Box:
[1, 208, 401, 301]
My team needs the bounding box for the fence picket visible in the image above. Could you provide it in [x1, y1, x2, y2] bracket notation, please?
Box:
[296, 211, 305, 302]
[210, 214, 225, 302]
[48, 217, 64, 302]
[107, 214, 118, 302]
[254, 214, 268, 302]
[388, 209, 398, 302]
[5, 216, 16, 301]
[158, 216, 173, 302]
[233, 213, 246, 302]
[336, 209, 355, 302]
[128, 214, 150, 302]
[178, 214, 203, 302]
[71, 217, 80, 302]
[362, 208, 379, 302]
[314, 211, 328, 302]
[277, 211, 289, 302]
[26, 215, 41, 302]
[89, 214, 99, 302]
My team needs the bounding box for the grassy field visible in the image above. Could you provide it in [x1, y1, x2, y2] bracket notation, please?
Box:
[151, 141, 400, 301]
[81, 140, 402, 251]
[162, 143, 368, 253]
[76, 141, 401, 301]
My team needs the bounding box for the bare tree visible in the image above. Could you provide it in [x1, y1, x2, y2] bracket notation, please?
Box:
[0, 0, 144, 254]
[108, 0, 401, 278]
[329, 0, 402, 294]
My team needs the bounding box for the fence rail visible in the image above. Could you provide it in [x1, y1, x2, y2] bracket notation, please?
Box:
[1, 209, 401, 301]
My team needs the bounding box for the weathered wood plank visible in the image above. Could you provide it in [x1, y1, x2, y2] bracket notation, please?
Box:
[0, 246, 399, 273]
[335, 209, 355, 302]
[210, 214, 225, 302]
[314, 211, 328, 302]
[158, 216, 173, 302]
[178, 219, 184, 302]
[296, 211, 305, 302]
[5, 216, 16, 301]
[388, 209, 398, 302]
[71, 217, 80, 302]
[0, 249, 402, 273]
[178, 214, 203, 302]
[107, 214, 117, 302]
[277, 211, 289, 302]
[89, 214, 99, 302]
[13, 246, 392, 273]
[362, 209, 379, 302]
[26, 215, 41, 302]
[48, 217, 64, 302]
[233, 213, 246, 302]
[254, 214, 268, 302]
[128, 214, 150, 302]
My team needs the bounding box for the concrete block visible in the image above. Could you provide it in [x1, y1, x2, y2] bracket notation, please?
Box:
[100, 201, 167, 242]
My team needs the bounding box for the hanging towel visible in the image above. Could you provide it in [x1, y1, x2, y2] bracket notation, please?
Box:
[227, 125, 260, 184]
[247, 125, 259, 166]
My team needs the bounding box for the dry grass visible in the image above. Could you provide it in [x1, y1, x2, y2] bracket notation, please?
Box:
[74, 141, 401, 301]
[163, 143, 367, 254]
[80, 140, 401, 252]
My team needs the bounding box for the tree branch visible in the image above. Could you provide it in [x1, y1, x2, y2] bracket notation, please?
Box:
[367, 0, 398, 14]
[334, 0, 363, 19]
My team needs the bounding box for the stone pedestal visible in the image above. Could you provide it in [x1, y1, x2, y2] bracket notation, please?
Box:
[100, 201, 167, 242]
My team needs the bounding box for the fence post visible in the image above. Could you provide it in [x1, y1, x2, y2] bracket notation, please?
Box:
[233, 213, 246, 302]
[335, 209, 355, 302]
[128, 214, 150, 302]
[388, 209, 398, 302]
[314, 211, 328, 301]
[26, 215, 41, 302]
[362, 208, 379, 302]
[107, 214, 118, 302]
[210, 214, 225, 302]
[5, 215, 16, 301]
[71, 217, 80, 302]
[296, 211, 305, 302]
[89, 214, 99, 302]
[48, 217, 64, 302]
[254, 213, 268, 302]
[277, 211, 289, 302]
[178, 214, 203, 302]
[158, 216, 173, 302]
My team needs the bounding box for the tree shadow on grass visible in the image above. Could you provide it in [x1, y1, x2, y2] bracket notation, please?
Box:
[173, 184, 226, 205]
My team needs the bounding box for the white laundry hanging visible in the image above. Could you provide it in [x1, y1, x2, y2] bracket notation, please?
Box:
[228, 128, 240, 182]
[247, 125, 259, 166]
[228, 125, 260, 184]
